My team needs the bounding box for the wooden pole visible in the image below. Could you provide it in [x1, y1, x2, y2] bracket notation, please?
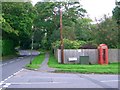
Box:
[60, 8, 64, 64]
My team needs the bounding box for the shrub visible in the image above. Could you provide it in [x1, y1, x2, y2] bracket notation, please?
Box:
[52, 39, 86, 49]
[2, 40, 16, 56]
[31, 43, 40, 50]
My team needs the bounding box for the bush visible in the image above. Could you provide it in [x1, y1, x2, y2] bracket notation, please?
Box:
[33, 43, 39, 50]
[2, 40, 16, 56]
[0, 40, 2, 56]
[52, 39, 86, 49]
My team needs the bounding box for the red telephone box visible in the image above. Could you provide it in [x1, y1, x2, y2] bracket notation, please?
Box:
[98, 44, 108, 65]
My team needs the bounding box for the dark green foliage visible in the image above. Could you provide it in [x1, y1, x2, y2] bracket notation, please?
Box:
[112, 2, 120, 48]
[1, 1, 118, 56]
[32, 43, 39, 50]
[49, 29, 60, 43]
[75, 18, 93, 41]
[2, 2, 36, 49]
[34, 2, 87, 50]
[52, 39, 86, 49]
[2, 40, 16, 56]
[0, 14, 18, 41]
[112, 2, 120, 24]
[93, 17, 118, 48]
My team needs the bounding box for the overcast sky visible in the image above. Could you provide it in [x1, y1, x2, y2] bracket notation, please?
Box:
[81, 0, 116, 21]
[31, 0, 116, 22]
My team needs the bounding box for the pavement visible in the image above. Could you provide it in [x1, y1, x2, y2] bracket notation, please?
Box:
[0, 52, 119, 89]
[38, 52, 56, 72]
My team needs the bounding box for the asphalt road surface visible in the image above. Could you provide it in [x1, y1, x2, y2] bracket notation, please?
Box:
[0, 50, 40, 81]
[1, 56, 34, 81]
[0, 69, 119, 89]
[0, 51, 119, 89]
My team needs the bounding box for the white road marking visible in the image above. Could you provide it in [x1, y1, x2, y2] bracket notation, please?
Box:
[3, 63, 7, 66]
[4, 79, 8, 81]
[0, 83, 2, 86]
[0, 81, 4, 83]
[7, 75, 14, 79]
[3, 74, 14, 81]
[13, 69, 24, 76]
[9, 61, 14, 63]
[2, 57, 24, 66]
[9, 82, 70, 85]
[101, 80, 120, 82]
[3, 83, 11, 88]
[0, 69, 24, 89]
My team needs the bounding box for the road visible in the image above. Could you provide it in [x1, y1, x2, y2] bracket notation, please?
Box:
[0, 50, 40, 81]
[1, 56, 34, 81]
[0, 51, 119, 89]
[0, 69, 119, 89]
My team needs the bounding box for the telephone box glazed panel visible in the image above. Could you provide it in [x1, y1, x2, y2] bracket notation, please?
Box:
[98, 44, 108, 65]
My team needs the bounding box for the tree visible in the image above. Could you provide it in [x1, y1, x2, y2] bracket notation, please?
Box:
[2, 2, 36, 49]
[113, 1, 120, 24]
[112, 1, 120, 48]
[94, 16, 118, 48]
[33, 2, 57, 49]
[33, 2, 87, 49]
[0, 12, 19, 44]
[75, 18, 93, 41]
[0, 14, 19, 56]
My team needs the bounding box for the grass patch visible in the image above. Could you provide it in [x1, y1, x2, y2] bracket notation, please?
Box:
[48, 54, 119, 74]
[38, 49, 47, 54]
[26, 53, 45, 70]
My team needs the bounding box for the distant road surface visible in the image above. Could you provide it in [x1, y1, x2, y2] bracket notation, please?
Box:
[1, 50, 40, 81]
[18, 50, 40, 56]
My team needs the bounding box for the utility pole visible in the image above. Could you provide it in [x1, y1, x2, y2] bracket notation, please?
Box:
[30, 26, 34, 64]
[53, 6, 64, 64]
[60, 7, 64, 64]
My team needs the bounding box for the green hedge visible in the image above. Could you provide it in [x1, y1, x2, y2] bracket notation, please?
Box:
[52, 39, 86, 49]
[0, 40, 2, 56]
[2, 40, 15, 56]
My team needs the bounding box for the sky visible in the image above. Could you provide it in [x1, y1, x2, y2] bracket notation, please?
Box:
[31, 0, 116, 22]
[80, 0, 116, 22]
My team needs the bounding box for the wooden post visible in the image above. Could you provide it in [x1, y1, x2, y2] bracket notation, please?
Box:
[60, 8, 64, 64]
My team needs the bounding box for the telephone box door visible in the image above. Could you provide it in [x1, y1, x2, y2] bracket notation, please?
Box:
[98, 44, 108, 65]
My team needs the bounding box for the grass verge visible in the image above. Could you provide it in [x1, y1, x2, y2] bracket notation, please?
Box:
[26, 53, 45, 70]
[48, 54, 119, 74]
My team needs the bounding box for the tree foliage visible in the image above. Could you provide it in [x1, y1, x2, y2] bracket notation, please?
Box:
[2, 2, 35, 49]
[33, 2, 87, 49]
[1, 1, 118, 54]
[75, 18, 93, 41]
[93, 17, 118, 48]
[113, 1, 120, 24]
[52, 39, 86, 49]
[112, 2, 120, 48]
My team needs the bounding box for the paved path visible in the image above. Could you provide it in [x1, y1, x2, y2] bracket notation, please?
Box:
[38, 52, 56, 72]
[0, 53, 119, 89]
